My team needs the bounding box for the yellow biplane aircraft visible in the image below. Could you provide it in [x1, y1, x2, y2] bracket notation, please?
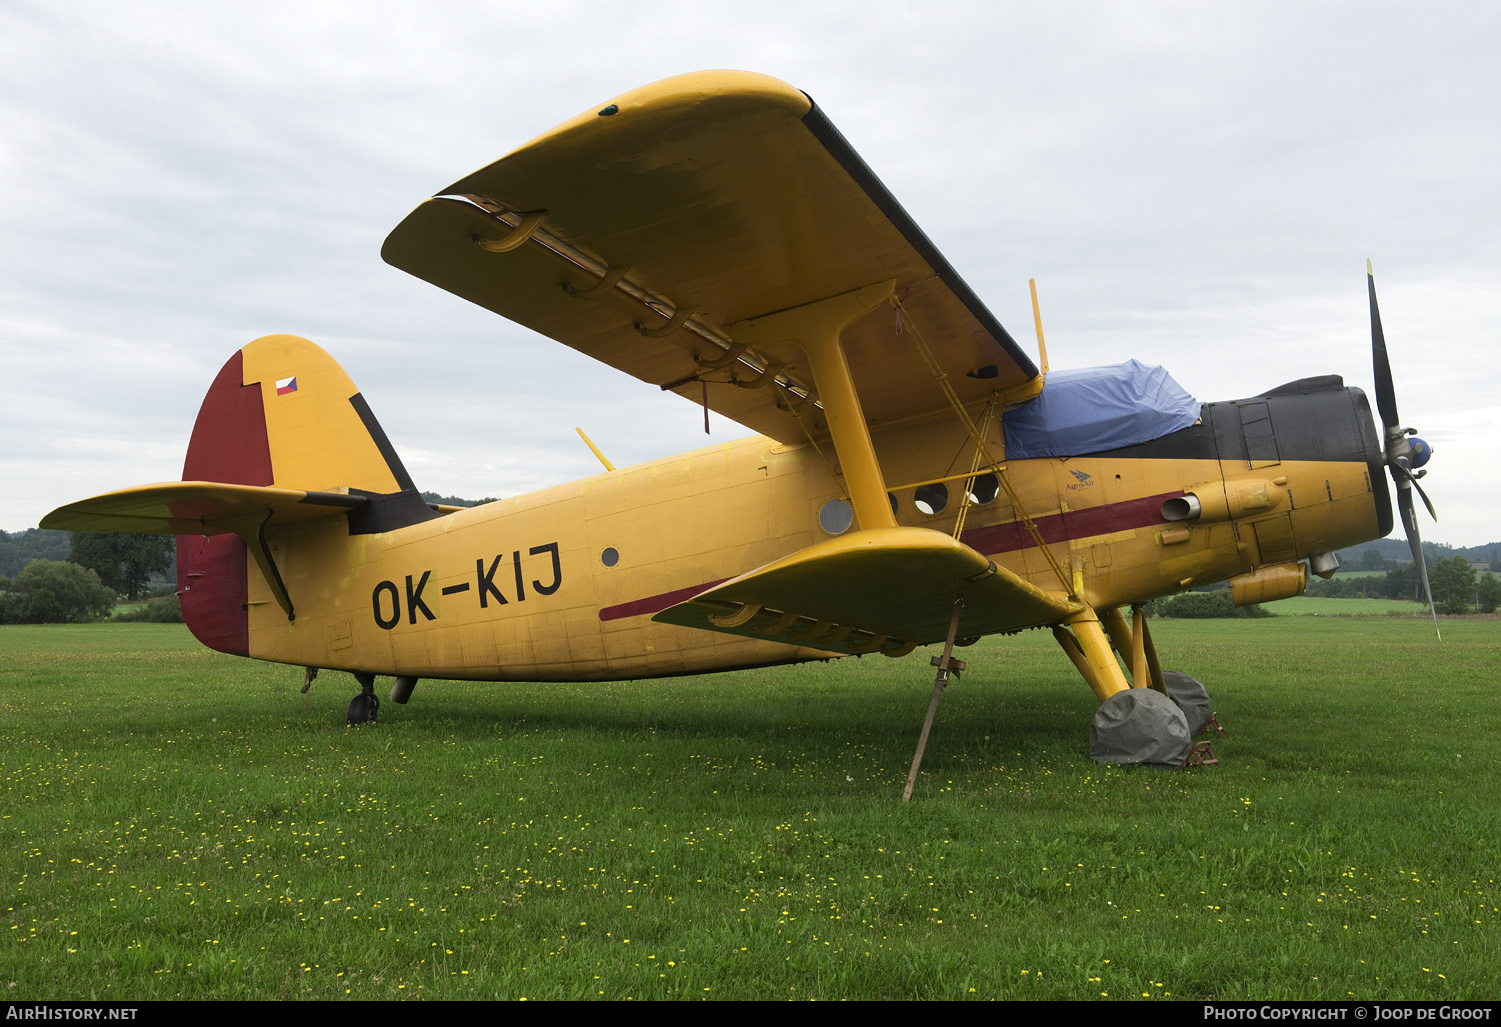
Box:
[44, 71, 1436, 776]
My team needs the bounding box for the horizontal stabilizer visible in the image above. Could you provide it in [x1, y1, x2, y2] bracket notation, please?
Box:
[652, 527, 1079, 656]
[41, 481, 368, 536]
[42, 482, 368, 622]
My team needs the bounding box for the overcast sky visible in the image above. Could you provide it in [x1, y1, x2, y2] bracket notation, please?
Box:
[3, 1, 1496, 547]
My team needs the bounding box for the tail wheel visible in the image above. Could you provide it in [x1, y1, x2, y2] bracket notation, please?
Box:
[347, 672, 379, 725]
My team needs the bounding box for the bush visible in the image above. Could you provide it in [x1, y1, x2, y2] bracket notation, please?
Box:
[1477, 573, 1500, 615]
[1154, 590, 1270, 619]
[111, 594, 183, 623]
[0, 560, 117, 623]
[1430, 556, 1477, 614]
[1305, 576, 1376, 598]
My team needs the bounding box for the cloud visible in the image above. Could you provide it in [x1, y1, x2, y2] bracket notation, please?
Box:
[2, 0, 1495, 542]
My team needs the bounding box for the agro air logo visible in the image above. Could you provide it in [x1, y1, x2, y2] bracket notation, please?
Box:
[1067, 469, 1094, 491]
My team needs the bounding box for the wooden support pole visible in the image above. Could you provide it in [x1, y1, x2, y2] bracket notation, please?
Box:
[903, 597, 965, 802]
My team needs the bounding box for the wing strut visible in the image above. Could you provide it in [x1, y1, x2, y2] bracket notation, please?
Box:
[895, 299, 1073, 595]
[728, 281, 898, 531]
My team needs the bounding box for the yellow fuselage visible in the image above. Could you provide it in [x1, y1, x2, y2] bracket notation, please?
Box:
[244, 410, 1383, 681]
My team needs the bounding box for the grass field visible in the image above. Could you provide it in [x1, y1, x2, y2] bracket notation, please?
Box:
[1259, 596, 1431, 616]
[1, 618, 1498, 1000]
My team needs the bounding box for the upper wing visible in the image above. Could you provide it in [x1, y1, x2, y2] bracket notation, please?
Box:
[381, 71, 1040, 445]
[651, 527, 1079, 656]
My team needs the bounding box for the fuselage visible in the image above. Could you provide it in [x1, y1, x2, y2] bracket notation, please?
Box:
[214, 375, 1389, 682]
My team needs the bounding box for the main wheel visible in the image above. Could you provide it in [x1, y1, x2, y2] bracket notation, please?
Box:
[1088, 689, 1191, 767]
[347, 691, 380, 725]
[1161, 672, 1212, 735]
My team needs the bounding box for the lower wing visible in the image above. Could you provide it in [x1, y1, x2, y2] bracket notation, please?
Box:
[653, 527, 1080, 656]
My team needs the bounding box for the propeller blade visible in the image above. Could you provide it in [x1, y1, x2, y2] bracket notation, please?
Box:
[1368, 263, 1436, 637]
[1368, 260, 1400, 431]
[1411, 476, 1437, 522]
[1397, 485, 1441, 640]
[1391, 455, 1439, 522]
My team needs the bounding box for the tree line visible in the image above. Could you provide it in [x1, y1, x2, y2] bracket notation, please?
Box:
[0, 534, 175, 624]
[1306, 557, 1500, 613]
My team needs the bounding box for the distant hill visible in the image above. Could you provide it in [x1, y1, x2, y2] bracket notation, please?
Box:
[0, 528, 71, 578]
[1, 528, 177, 589]
[1335, 538, 1500, 567]
[421, 492, 499, 508]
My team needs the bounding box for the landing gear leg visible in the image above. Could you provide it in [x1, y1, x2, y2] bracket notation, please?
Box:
[388, 675, 419, 705]
[347, 672, 380, 725]
[1055, 607, 1191, 766]
[1103, 606, 1226, 746]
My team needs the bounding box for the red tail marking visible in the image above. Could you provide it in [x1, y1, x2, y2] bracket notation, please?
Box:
[176, 351, 272, 656]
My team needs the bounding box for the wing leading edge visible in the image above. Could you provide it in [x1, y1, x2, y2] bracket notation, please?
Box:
[381, 70, 1039, 445]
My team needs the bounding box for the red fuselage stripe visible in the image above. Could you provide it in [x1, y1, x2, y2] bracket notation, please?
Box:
[599, 578, 731, 622]
[598, 490, 1183, 622]
[959, 490, 1183, 555]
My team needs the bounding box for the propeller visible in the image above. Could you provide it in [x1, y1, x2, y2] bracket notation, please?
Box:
[1368, 260, 1441, 638]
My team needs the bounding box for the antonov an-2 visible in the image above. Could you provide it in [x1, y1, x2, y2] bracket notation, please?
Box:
[44, 71, 1434, 772]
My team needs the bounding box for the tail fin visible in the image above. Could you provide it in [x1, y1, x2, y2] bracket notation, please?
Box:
[182, 333, 414, 494]
[176, 334, 426, 654]
[44, 335, 430, 654]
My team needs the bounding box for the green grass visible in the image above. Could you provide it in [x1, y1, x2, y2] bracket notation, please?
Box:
[1260, 595, 1431, 616]
[1, 619, 1498, 1000]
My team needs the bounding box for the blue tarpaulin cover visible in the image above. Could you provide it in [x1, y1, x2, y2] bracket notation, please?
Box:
[1002, 360, 1201, 459]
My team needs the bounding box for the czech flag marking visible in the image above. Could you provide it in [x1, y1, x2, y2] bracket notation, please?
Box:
[275, 376, 298, 396]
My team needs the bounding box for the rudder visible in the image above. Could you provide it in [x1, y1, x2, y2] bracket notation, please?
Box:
[177, 334, 424, 654]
